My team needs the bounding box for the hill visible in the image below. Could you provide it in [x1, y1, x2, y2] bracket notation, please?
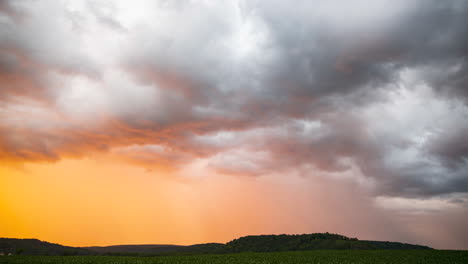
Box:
[225, 233, 431, 252]
[85, 243, 226, 255]
[0, 233, 431, 256]
[0, 238, 91, 256]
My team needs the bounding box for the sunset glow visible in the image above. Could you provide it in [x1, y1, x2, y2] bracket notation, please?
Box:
[1, 0, 467, 250]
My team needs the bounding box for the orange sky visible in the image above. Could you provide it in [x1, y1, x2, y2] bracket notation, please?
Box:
[1, 0, 468, 250]
[2, 150, 468, 249]
[1, 156, 318, 246]
[0, 155, 391, 247]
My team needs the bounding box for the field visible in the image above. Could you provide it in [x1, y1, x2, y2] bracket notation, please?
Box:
[1, 250, 467, 264]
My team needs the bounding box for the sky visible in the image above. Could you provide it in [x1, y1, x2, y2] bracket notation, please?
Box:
[0, 0, 468, 250]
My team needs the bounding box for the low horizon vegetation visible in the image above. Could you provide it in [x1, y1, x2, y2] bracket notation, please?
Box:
[1, 250, 467, 264]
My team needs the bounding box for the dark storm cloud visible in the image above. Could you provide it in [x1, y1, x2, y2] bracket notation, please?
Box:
[425, 116, 468, 167]
[234, 0, 468, 198]
[197, 0, 468, 198]
[254, 0, 468, 101]
[0, 0, 467, 199]
[0, 0, 20, 19]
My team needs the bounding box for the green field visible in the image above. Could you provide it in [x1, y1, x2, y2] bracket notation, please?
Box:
[1, 250, 467, 264]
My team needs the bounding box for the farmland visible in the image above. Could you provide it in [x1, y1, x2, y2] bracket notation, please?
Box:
[1, 250, 467, 264]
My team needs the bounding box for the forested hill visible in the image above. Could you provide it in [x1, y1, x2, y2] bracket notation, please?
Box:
[225, 233, 432, 252]
[0, 233, 431, 256]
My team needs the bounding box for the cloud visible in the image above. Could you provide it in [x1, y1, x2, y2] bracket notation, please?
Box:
[0, 0, 467, 204]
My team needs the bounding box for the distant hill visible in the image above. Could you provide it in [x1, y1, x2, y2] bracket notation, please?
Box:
[0, 238, 91, 256]
[225, 233, 431, 252]
[85, 243, 226, 255]
[85, 244, 184, 254]
[0, 233, 431, 256]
